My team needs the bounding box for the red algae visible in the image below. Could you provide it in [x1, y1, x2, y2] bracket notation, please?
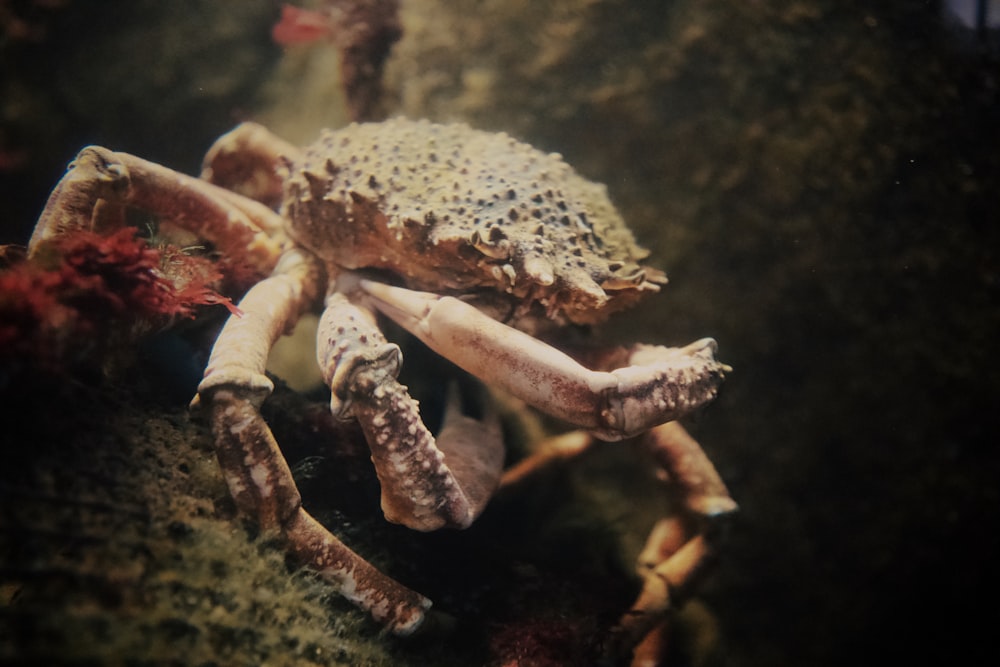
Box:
[0, 227, 236, 372]
[272, 5, 333, 46]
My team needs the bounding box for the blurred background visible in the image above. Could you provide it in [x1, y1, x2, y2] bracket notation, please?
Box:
[2, 1, 998, 665]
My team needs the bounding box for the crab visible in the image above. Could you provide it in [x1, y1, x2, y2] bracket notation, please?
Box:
[28, 118, 736, 662]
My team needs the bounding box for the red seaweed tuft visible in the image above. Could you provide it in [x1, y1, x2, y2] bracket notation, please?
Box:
[0, 227, 237, 373]
[272, 4, 333, 46]
[271, 2, 401, 121]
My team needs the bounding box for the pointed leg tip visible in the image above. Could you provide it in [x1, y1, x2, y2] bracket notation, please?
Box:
[689, 495, 739, 518]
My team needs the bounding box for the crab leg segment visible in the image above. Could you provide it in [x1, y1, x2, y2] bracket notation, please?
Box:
[196, 250, 431, 634]
[201, 122, 304, 208]
[359, 279, 728, 440]
[317, 290, 505, 531]
[609, 527, 713, 662]
[647, 420, 737, 516]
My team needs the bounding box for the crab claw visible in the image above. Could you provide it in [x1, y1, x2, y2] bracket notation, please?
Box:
[359, 279, 728, 439]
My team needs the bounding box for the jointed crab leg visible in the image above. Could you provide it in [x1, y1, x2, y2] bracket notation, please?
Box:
[499, 419, 735, 664]
[609, 420, 735, 663]
[317, 286, 505, 531]
[610, 527, 713, 664]
[201, 121, 303, 208]
[196, 250, 431, 634]
[359, 279, 729, 440]
[30, 145, 287, 290]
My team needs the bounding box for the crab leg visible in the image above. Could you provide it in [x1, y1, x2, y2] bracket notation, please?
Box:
[201, 122, 304, 208]
[609, 527, 713, 664]
[317, 288, 505, 531]
[195, 250, 431, 634]
[359, 280, 729, 440]
[606, 419, 736, 663]
[499, 419, 735, 664]
[30, 145, 287, 291]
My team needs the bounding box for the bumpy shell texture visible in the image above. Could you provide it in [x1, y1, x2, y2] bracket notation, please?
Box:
[284, 118, 665, 325]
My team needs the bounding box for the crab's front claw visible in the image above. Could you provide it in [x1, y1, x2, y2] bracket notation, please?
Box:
[360, 280, 729, 440]
[604, 338, 730, 440]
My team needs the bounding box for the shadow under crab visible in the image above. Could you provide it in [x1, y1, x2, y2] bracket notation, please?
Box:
[26, 117, 735, 664]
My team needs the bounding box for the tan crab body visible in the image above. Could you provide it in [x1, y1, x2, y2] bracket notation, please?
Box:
[284, 118, 665, 326]
[28, 118, 735, 663]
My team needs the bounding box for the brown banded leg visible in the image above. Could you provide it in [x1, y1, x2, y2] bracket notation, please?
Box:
[196, 251, 432, 634]
[317, 286, 505, 532]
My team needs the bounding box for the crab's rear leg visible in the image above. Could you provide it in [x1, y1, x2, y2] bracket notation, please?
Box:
[359, 280, 730, 440]
[196, 250, 431, 634]
[609, 420, 735, 664]
[501, 419, 735, 665]
[317, 286, 505, 532]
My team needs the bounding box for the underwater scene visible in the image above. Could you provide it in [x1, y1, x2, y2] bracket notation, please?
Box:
[1, 1, 998, 666]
